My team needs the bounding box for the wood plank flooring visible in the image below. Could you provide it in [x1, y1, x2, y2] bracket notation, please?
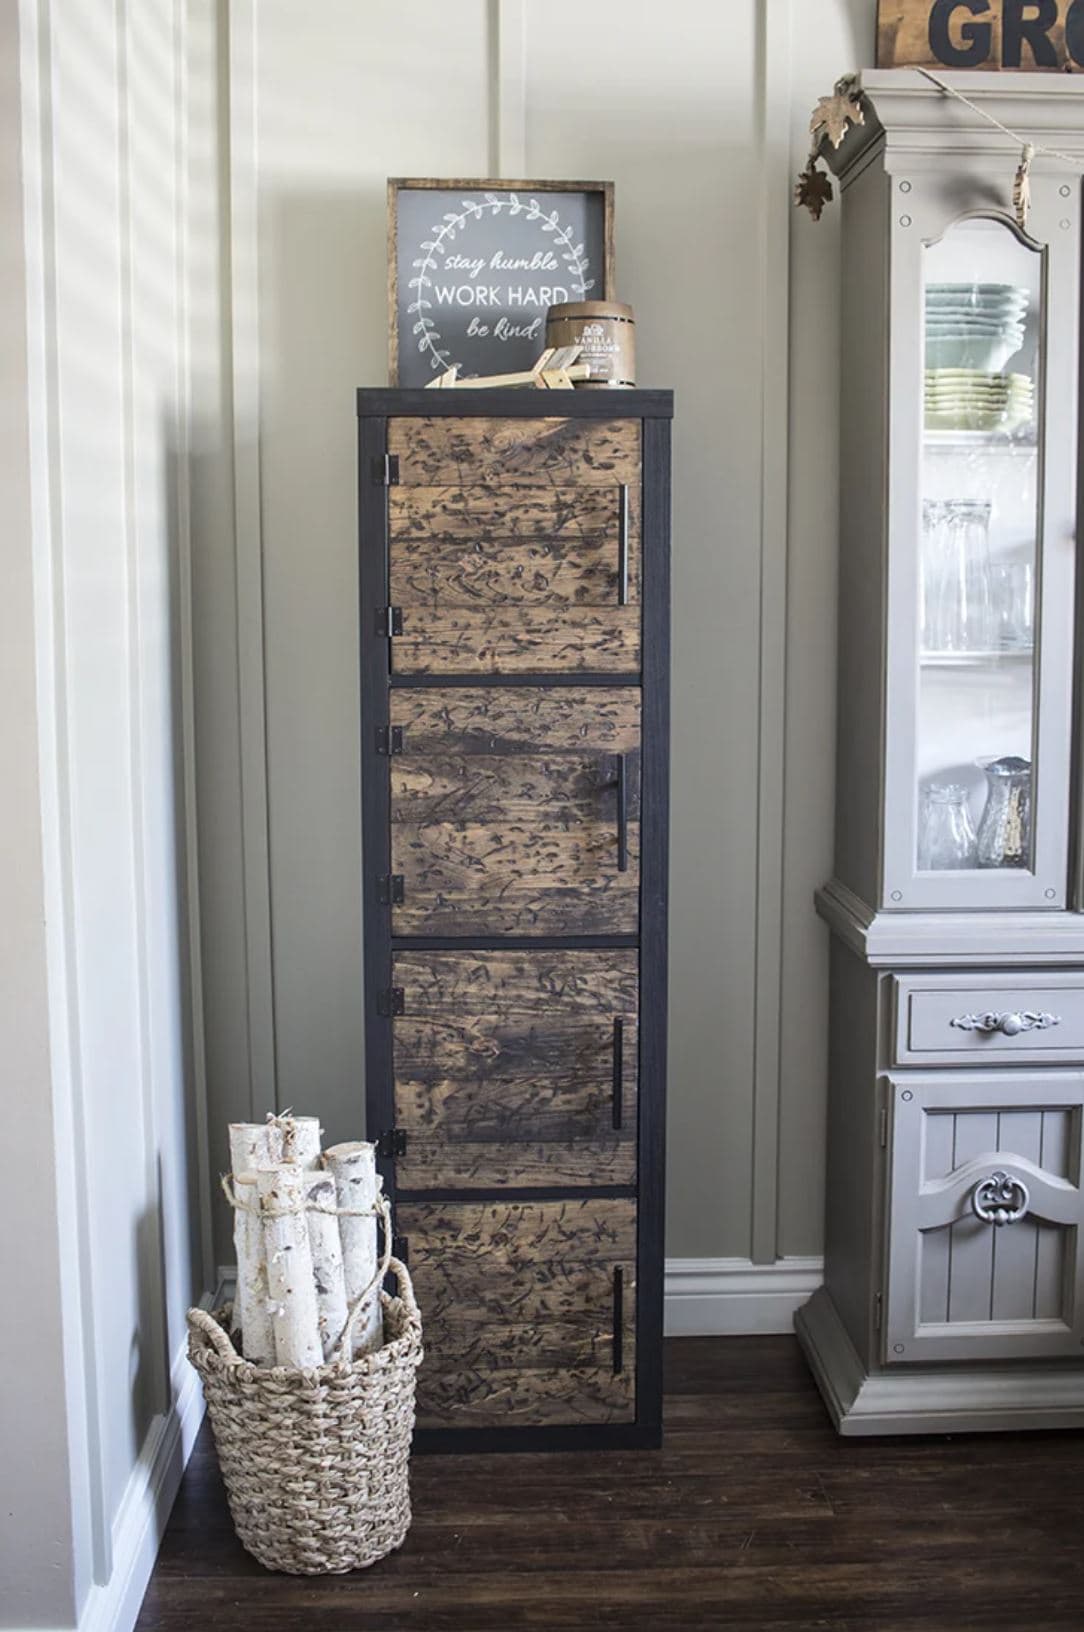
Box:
[136, 1336, 1084, 1631]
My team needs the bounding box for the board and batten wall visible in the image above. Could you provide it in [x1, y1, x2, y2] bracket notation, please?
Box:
[197, 0, 874, 1330]
[3, 2, 223, 1627]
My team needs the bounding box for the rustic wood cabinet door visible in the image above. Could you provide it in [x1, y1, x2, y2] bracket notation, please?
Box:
[388, 686, 641, 935]
[398, 1198, 637, 1429]
[386, 416, 641, 674]
[392, 950, 638, 1190]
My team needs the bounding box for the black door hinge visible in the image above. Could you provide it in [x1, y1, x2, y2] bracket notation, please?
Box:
[376, 986, 404, 1017]
[372, 453, 400, 485]
[376, 1127, 407, 1159]
[376, 605, 403, 637]
[378, 874, 405, 905]
[376, 724, 404, 755]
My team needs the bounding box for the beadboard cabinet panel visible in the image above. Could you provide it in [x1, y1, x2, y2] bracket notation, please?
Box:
[392, 950, 638, 1189]
[360, 392, 671, 1451]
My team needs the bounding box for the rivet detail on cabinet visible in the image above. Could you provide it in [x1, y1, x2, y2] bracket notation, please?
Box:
[899, 214, 912, 227]
[891, 890, 902, 902]
[899, 179, 912, 193]
[1046, 888, 1057, 899]
[1060, 185, 1072, 197]
[900, 1089, 914, 1102]
[1061, 219, 1071, 230]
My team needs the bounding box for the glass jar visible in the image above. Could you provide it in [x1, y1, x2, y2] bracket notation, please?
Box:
[918, 783, 978, 870]
[976, 755, 1031, 869]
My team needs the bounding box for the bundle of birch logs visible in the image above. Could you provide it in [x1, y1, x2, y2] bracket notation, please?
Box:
[227, 1114, 385, 1368]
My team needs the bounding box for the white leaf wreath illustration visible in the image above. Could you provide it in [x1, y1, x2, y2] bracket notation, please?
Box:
[406, 193, 595, 371]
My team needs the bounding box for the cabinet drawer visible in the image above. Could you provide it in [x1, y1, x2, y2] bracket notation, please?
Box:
[893, 973, 1084, 1065]
[391, 949, 638, 1190]
[885, 1071, 1084, 1365]
[398, 1198, 636, 1429]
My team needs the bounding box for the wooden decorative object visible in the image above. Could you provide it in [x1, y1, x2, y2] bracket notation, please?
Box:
[388, 179, 615, 387]
[877, 0, 1084, 70]
[357, 386, 672, 1451]
[424, 345, 590, 391]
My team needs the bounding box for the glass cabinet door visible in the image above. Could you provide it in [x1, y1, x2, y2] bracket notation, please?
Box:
[883, 202, 1077, 911]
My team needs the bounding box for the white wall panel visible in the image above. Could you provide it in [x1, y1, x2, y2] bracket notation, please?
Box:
[6, 0, 215, 1622]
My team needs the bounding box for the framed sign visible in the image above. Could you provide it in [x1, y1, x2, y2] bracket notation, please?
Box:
[878, 0, 1084, 69]
[388, 178, 614, 386]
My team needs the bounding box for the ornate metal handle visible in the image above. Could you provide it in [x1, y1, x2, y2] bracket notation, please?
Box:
[950, 1009, 1061, 1037]
[971, 1170, 1030, 1226]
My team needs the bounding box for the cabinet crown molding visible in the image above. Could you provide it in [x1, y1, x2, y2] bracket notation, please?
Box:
[824, 68, 1084, 181]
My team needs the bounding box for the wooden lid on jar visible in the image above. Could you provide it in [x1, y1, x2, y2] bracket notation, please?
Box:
[547, 300, 635, 323]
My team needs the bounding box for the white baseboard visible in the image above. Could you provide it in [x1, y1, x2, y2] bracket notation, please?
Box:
[75, 1293, 212, 1632]
[664, 1256, 823, 1336]
[220, 1260, 823, 1340]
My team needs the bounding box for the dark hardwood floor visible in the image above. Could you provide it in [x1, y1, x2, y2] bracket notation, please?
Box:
[136, 1336, 1084, 1631]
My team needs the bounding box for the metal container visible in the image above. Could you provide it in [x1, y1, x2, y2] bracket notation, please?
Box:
[545, 300, 635, 388]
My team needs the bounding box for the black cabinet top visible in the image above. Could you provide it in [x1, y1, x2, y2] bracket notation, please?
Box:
[356, 386, 674, 419]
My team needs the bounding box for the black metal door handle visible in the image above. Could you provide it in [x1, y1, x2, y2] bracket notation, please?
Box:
[617, 484, 630, 606]
[612, 1017, 624, 1130]
[616, 754, 628, 872]
[612, 1267, 624, 1375]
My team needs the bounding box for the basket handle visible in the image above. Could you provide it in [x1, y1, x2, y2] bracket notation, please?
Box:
[385, 1256, 420, 1327]
[188, 1304, 245, 1365]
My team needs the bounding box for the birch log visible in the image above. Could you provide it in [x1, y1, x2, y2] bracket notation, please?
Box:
[324, 1141, 383, 1356]
[257, 1164, 324, 1369]
[276, 1115, 322, 1169]
[303, 1170, 350, 1361]
[227, 1122, 277, 1360]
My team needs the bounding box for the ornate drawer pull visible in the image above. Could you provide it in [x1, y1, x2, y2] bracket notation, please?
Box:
[971, 1170, 1030, 1227]
[949, 1009, 1061, 1037]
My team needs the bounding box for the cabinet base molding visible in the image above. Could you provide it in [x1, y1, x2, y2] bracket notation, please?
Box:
[796, 1286, 1084, 1437]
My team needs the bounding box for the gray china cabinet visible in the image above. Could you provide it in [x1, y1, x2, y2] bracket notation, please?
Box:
[798, 71, 1084, 1434]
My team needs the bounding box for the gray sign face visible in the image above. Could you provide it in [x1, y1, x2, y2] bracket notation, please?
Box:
[393, 186, 608, 386]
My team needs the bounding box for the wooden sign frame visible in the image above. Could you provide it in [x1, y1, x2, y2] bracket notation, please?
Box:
[878, 0, 1084, 70]
[387, 178, 615, 387]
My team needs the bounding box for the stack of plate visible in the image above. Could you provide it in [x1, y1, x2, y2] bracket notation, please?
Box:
[926, 282, 1029, 372]
[925, 369, 1034, 432]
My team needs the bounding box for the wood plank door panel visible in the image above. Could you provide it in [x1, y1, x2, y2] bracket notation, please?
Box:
[388, 483, 640, 674]
[392, 949, 638, 1189]
[388, 416, 641, 486]
[397, 1198, 636, 1428]
[386, 416, 641, 674]
[389, 687, 641, 935]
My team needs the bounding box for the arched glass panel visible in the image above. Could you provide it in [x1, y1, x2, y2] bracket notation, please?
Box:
[916, 217, 1042, 876]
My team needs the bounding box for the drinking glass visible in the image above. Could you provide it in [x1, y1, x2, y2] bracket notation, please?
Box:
[990, 560, 1034, 652]
[922, 500, 993, 654]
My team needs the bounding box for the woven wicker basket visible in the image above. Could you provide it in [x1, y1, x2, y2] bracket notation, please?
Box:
[187, 1258, 422, 1574]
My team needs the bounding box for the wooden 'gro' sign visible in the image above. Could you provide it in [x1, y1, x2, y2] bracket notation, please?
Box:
[878, 0, 1084, 68]
[388, 179, 614, 387]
